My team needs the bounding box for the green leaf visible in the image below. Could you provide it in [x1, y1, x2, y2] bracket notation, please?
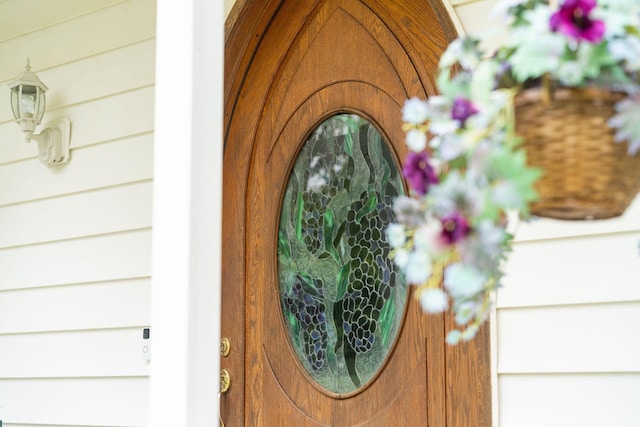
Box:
[278, 232, 291, 260]
[323, 208, 340, 262]
[356, 190, 378, 222]
[297, 272, 320, 296]
[488, 147, 542, 215]
[344, 343, 361, 388]
[470, 59, 500, 104]
[508, 34, 561, 83]
[344, 132, 354, 157]
[335, 263, 350, 300]
[295, 191, 304, 242]
[379, 297, 396, 348]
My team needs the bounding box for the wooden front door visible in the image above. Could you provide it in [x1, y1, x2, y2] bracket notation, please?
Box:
[223, 1, 491, 425]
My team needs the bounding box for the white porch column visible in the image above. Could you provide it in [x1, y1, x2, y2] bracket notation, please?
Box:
[150, 1, 223, 426]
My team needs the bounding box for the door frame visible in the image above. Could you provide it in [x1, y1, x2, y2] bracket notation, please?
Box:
[223, 1, 491, 425]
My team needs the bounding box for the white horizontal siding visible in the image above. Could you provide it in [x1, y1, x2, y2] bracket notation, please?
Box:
[0, 328, 150, 378]
[0, 134, 153, 206]
[499, 373, 640, 427]
[0, 378, 149, 426]
[0, 230, 151, 290]
[0, 0, 155, 82]
[0, 0, 122, 43]
[500, 231, 640, 308]
[497, 197, 640, 426]
[514, 196, 640, 242]
[0, 1, 155, 425]
[0, 279, 150, 333]
[498, 302, 640, 373]
[0, 181, 152, 248]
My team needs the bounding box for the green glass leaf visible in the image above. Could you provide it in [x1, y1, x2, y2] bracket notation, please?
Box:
[295, 191, 304, 242]
[379, 297, 396, 348]
[297, 272, 320, 296]
[344, 344, 361, 388]
[335, 263, 350, 301]
[344, 132, 354, 157]
[278, 231, 291, 260]
[356, 190, 378, 221]
[323, 208, 339, 262]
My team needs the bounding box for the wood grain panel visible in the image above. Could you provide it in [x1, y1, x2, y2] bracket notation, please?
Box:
[0, 0, 156, 82]
[0, 377, 148, 426]
[500, 232, 640, 308]
[0, 134, 153, 206]
[0, 40, 156, 122]
[0, 230, 151, 290]
[0, 278, 150, 334]
[499, 373, 640, 427]
[0, 328, 150, 378]
[0, 86, 155, 164]
[498, 302, 640, 373]
[226, 1, 488, 426]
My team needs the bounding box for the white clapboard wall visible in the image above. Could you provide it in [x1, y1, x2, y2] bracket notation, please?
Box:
[0, 1, 155, 426]
[450, 0, 640, 425]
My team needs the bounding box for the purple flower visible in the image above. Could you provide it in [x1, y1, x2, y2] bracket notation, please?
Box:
[440, 211, 471, 244]
[403, 151, 438, 195]
[549, 0, 605, 43]
[451, 97, 479, 126]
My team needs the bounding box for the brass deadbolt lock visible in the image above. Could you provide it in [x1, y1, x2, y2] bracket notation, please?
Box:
[220, 337, 231, 357]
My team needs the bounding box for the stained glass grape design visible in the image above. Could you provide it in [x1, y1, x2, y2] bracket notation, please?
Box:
[278, 114, 407, 393]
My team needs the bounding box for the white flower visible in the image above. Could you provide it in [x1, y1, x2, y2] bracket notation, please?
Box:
[393, 248, 410, 269]
[405, 251, 432, 284]
[414, 221, 444, 254]
[444, 262, 486, 298]
[492, 180, 522, 208]
[439, 38, 480, 70]
[406, 129, 427, 151]
[385, 223, 406, 248]
[446, 329, 462, 345]
[609, 37, 640, 71]
[419, 288, 449, 313]
[403, 97, 430, 124]
[393, 196, 426, 226]
[437, 133, 466, 161]
[429, 119, 459, 136]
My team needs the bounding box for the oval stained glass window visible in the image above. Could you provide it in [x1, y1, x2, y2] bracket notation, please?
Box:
[277, 114, 408, 394]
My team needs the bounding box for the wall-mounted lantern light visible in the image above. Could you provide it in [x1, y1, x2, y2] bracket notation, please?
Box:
[8, 59, 70, 166]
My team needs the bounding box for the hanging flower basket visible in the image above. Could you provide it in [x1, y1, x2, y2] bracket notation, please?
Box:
[515, 86, 640, 219]
[386, 0, 640, 345]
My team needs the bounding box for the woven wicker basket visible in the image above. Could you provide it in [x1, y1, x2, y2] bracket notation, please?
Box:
[514, 86, 640, 220]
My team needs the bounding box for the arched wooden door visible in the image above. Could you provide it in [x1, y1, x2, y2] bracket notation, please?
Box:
[223, 1, 491, 425]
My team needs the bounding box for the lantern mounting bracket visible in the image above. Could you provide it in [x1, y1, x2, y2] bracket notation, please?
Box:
[28, 117, 71, 166]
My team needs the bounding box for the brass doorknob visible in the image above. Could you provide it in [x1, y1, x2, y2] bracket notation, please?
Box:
[220, 369, 231, 394]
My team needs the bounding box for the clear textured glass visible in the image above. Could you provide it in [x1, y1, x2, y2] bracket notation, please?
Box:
[277, 114, 407, 394]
